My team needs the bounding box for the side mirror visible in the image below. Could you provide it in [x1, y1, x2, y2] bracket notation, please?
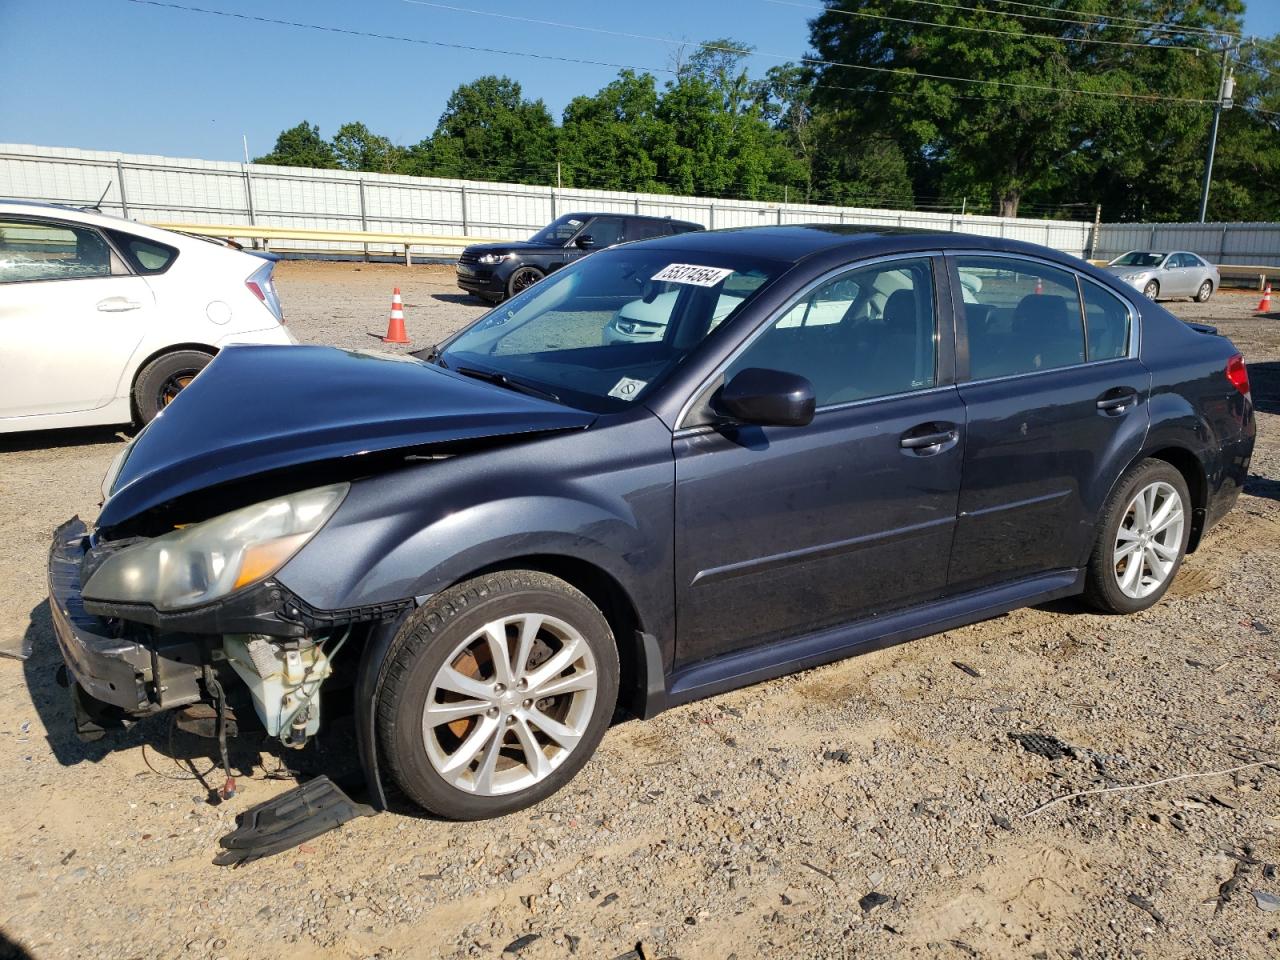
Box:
[718, 368, 815, 427]
[575, 234, 596, 250]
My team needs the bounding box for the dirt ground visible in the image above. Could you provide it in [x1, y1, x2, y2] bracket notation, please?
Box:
[1, 261, 1278, 960]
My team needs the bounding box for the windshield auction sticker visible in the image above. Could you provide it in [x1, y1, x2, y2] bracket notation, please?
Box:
[608, 377, 647, 401]
[651, 263, 735, 287]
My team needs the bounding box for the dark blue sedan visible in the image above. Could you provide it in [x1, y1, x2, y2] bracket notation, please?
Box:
[49, 226, 1255, 820]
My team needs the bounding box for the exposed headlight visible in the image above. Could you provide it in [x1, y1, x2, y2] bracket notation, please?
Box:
[83, 483, 348, 610]
[478, 252, 513, 265]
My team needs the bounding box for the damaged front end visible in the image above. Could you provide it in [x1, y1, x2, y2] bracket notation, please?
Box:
[48, 508, 390, 755]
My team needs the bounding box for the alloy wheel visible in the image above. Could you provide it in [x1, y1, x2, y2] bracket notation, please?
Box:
[1198, 281, 1212, 302]
[422, 613, 598, 796]
[1143, 280, 1159, 300]
[510, 268, 541, 294]
[158, 371, 198, 408]
[1113, 480, 1184, 599]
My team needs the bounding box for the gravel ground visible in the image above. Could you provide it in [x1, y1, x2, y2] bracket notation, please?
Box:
[1, 262, 1278, 960]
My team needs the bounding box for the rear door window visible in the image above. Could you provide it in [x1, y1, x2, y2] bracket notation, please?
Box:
[0, 219, 118, 282]
[957, 256, 1085, 380]
[583, 217, 626, 248]
[626, 219, 668, 242]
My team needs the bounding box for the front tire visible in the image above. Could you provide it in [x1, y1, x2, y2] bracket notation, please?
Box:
[506, 266, 544, 300]
[1083, 459, 1191, 614]
[1196, 280, 1213, 303]
[1143, 280, 1160, 300]
[132, 349, 213, 424]
[377, 570, 619, 820]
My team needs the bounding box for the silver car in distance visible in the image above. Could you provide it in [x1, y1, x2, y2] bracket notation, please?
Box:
[1105, 250, 1220, 303]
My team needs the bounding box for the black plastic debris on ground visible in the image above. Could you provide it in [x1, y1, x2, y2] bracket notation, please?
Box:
[859, 891, 891, 913]
[213, 775, 375, 866]
[1008, 732, 1078, 761]
[1126, 892, 1166, 925]
[503, 933, 541, 954]
[824, 748, 851, 764]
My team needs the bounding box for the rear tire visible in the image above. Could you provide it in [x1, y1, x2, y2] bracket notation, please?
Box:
[1196, 280, 1213, 303]
[1082, 459, 1191, 614]
[132, 349, 212, 424]
[377, 570, 619, 820]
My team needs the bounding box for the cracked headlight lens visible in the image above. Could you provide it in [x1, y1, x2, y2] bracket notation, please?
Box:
[83, 483, 348, 610]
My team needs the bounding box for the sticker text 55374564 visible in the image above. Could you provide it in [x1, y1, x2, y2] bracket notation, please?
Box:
[651, 263, 735, 287]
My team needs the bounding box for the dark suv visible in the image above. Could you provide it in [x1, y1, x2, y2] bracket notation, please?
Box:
[455, 212, 704, 302]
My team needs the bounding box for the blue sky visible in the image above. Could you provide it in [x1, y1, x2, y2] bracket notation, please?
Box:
[2, 0, 1278, 162]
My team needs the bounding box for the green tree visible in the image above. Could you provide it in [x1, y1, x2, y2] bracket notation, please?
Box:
[807, 0, 1245, 217]
[406, 76, 558, 184]
[331, 122, 402, 174]
[253, 121, 338, 169]
[559, 71, 665, 191]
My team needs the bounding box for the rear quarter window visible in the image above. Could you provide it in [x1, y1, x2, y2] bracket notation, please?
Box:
[1081, 279, 1132, 361]
[105, 229, 179, 275]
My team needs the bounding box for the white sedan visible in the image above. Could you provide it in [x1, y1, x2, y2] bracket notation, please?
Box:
[0, 200, 295, 433]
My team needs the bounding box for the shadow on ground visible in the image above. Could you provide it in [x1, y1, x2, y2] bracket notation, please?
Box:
[1247, 360, 1280, 414]
[20, 600, 364, 806]
[0, 425, 130, 453]
[431, 292, 486, 306]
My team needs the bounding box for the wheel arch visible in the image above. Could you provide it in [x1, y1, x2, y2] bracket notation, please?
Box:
[1143, 445, 1210, 551]
[127, 342, 218, 417]
[352, 552, 667, 812]
[460, 553, 664, 721]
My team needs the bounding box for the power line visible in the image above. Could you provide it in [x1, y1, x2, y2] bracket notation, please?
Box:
[122, 0, 675, 74]
[895, 0, 1237, 42]
[400, 0, 1216, 106]
[763, 0, 1203, 52]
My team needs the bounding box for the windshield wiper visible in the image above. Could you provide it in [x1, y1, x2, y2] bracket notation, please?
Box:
[454, 366, 560, 403]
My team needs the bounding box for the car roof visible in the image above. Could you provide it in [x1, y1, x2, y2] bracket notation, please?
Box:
[563, 211, 702, 227]
[628, 223, 1088, 267]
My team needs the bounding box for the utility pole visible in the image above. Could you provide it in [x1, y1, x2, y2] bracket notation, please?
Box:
[1198, 41, 1237, 223]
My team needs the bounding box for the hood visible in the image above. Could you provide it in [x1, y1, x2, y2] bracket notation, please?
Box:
[99, 345, 594, 529]
[463, 240, 558, 256]
[1104, 264, 1156, 277]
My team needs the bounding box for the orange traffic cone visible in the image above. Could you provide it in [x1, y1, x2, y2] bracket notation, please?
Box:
[382, 288, 410, 343]
[1257, 283, 1272, 314]
[1034, 277, 1044, 295]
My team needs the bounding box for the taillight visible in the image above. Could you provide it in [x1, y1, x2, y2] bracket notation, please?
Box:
[1226, 354, 1250, 396]
[246, 261, 285, 323]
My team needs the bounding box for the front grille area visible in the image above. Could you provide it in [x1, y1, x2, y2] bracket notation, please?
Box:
[457, 251, 480, 265]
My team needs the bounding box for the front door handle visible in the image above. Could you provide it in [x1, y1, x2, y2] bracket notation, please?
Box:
[900, 422, 960, 455]
[1096, 387, 1138, 415]
[96, 297, 142, 312]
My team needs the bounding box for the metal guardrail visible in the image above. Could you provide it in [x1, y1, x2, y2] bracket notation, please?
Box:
[151, 222, 515, 264]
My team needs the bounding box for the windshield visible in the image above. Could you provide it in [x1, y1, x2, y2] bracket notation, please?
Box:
[1111, 251, 1166, 267]
[528, 215, 587, 246]
[439, 248, 788, 412]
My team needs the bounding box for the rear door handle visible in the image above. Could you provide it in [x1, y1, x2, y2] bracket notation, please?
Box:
[1096, 388, 1138, 414]
[96, 297, 142, 312]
